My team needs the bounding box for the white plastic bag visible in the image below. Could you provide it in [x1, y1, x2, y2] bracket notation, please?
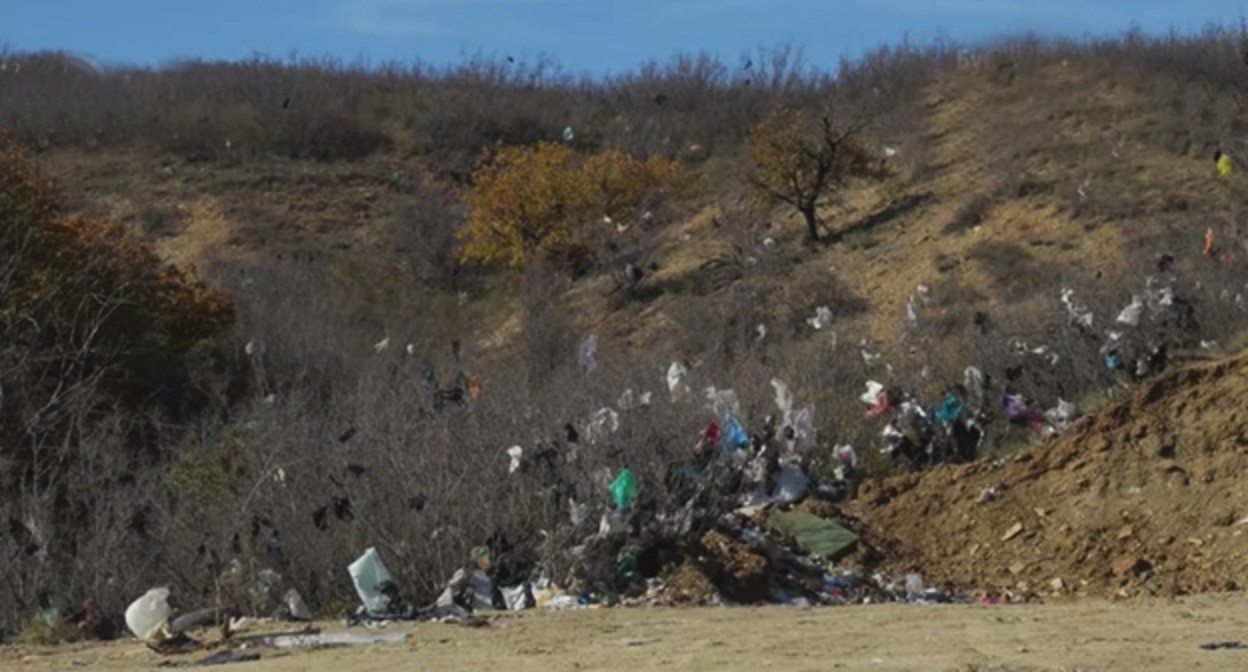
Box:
[348, 547, 394, 615]
[770, 378, 794, 414]
[500, 585, 532, 611]
[807, 305, 834, 330]
[859, 380, 885, 406]
[284, 588, 313, 621]
[506, 445, 523, 474]
[1116, 296, 1143, 326]
[124, 587, 172, 641]
[666, 361, 691, 403]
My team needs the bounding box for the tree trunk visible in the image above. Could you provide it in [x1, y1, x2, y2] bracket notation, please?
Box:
[800, 206, 819, 242]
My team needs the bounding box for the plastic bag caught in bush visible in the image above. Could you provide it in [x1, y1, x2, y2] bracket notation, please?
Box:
[610, 468, 638, 510]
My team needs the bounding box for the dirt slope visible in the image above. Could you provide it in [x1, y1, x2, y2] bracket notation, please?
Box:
[850, 351, 1248, 598]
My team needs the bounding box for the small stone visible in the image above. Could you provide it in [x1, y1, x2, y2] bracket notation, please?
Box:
[1111, 556, 1152, 578]
[1009, 561, 1027, 575]
[1002, 522, 1024, 541]
[1049, 577, 1065, 591]
[1034, 508, 1049, 518]
[1117, 525, 1134, 540]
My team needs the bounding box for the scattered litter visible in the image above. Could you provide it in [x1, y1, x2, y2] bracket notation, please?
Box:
[768, 510, 858, 561]
[860, 380, 885, 407]
[284, 589, 313, 622]
[243, 630, 408, 649]
[666, 361, 691, 403]
[579, 335, 598, 374]
[125, 588, 172, 643]
[501, 585, 532, 611]
[348, 547, 394, 616]
[585, 408, 620, 444]
[610, 467, 638, 510]
[373, 337, 390, 354]
[771, 460, 810, 503]
[562, 126, 575, 142]
[807, 306, 834, 331]
[1116, 296, 1143, 326]
[617, 388, 651, 411]
[506, 445, 524, 474]
[1216, 150, 1233, 176]
[1061, 288, 1094, 329]
[1201, 640, 1248, 650]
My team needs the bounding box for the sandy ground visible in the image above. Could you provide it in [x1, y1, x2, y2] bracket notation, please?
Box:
[5, 596, 1248, 672]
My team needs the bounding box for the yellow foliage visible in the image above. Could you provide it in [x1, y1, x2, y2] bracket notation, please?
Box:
[459, 142, 680, 270]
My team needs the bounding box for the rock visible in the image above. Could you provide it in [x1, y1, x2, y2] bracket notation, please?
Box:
[1002, 522, 1024, 541]
[1117, 524, 1134, 540]
[1049, 577, 1065, 591]
[1034, 508, 1049, 518]
[1009, 561, 1027, 575]
[1111, 556, 1152, 578]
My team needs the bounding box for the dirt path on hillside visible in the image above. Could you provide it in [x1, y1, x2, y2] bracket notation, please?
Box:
[6, 596, 1248, 671]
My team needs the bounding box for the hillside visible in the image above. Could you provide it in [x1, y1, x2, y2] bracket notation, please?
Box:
[5, 29, 1248, 638]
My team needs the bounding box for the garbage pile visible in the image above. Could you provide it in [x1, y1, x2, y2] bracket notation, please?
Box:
[315, 371, 1025, 622]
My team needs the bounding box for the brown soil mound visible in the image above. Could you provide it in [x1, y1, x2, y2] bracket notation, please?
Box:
[698, 530, 770, 603]
[651, 562, 721, 606]
[850, 352, 1248, 598]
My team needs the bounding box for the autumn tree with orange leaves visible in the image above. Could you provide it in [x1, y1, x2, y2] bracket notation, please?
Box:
[1, 129, 233, 503]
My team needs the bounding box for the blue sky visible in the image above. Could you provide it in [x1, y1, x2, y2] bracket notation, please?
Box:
[1, 0, 1243, 74]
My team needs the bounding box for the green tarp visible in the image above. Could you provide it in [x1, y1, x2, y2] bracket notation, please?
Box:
[767, 510, 858, 561]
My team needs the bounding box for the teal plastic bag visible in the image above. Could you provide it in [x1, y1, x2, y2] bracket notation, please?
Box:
[934, 393, 964, 424]
[610, 468, 638, 509]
